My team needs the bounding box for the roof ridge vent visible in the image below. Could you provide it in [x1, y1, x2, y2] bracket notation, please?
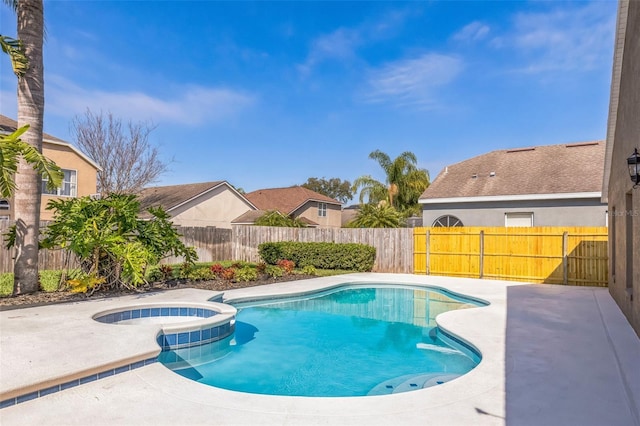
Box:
[506, 147, 536, 153]
[565, 141, 600, 148]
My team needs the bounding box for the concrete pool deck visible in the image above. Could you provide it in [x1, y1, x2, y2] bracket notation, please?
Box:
[1, 273, 639, 425]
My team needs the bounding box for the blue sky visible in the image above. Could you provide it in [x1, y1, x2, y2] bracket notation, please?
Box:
[0, 1, 617, 197]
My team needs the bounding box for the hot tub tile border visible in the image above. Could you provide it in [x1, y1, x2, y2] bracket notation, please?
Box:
[95, 307, 217, 324]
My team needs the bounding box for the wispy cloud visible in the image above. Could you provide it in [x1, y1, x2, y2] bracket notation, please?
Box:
[45, 76, 256, 126]
[298, 28, 361, 75]
[361, 53, 464, 109]
[298, 7, 418, 75]
[498, 3, 615, 73]
[452, 21, 490, 42]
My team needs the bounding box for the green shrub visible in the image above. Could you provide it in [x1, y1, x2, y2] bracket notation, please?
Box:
[188, 267, 216, 281]
[1, 270, 75, 296]
[265, 264, 284, 278]
[39, 270, 65, 291]
[258, 242, 375, 272]
[300, 265, 317, 276]
[25, 193, 198, 291]
[235, 266, 258, 282]
[146, 266, 163, 282]
[0, 273, 13, 296]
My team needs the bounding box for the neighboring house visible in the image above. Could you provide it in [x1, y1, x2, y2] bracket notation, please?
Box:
[138, 181, 256, 228]
[0, 114, 101, 222]
[420, 141, 607, 227]
[341, 204, 360, 227]
[602, 0, 639, 336]
[240, 186, 342, 228]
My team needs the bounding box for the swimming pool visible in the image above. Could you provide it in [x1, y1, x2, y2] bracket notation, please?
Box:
[158, 284, 485, 397]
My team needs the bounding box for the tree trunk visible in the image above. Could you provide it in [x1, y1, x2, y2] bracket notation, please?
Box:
[13, 0, 44, 295]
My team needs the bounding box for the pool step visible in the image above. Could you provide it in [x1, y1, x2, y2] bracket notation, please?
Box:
[367, 373, 462, 396]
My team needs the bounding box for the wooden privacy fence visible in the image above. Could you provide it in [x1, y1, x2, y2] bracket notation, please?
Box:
[1, 222, 608, 284]
[231, 225, 414, 273]
[0, 224, 413, 273]
[413, 227, 609, 286]
[0, 224, 232, 273]
[0, 222, 81, 273]
[162, 227, 233, 264]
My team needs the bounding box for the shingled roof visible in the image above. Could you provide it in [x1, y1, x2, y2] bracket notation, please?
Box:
[138, 181, 254, 218]
[0, 114, 101, 170]
[420, 141, 605, 202]
[244, 186, 341, 214]
[0, 114, 67, 143]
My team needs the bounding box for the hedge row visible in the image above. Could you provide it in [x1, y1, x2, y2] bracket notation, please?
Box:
[258, 241, 375, 272]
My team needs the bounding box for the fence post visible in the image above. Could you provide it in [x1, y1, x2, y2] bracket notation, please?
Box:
[562, 232, 568, 285]
[425, 229, 430, 275]
[479, 230, 484, 279]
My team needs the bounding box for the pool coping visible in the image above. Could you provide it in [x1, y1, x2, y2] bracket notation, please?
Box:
[1, 273, 639, 425]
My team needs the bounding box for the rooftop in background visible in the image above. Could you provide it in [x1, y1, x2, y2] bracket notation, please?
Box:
[137, 181, 254, 217]
[0, 114, 102, 171]
[420, 141, 605, 201]
[245, 186, 341, 215]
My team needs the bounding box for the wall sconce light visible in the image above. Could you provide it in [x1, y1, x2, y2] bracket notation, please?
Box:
[628, 148, 640, 187]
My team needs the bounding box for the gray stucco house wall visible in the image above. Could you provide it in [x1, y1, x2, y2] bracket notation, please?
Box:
[423, 197, 607, 228]
[602, 0, 640, 337]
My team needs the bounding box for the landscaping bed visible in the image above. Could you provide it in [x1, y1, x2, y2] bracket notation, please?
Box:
[0, 272, 318, 310]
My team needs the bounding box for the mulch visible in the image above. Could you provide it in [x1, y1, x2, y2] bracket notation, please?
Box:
[0, 274, 315, 311]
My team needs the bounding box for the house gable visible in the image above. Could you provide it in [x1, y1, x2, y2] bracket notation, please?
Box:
[138, 181, 256, 228]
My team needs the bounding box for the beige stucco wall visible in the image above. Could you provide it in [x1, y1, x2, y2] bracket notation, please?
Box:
[292, 201, 342, 228]
[607, 0, 640, 336]
[40, 143, 99, 221]
[25, 142, 97, 221]
[169, 184, 255, 228]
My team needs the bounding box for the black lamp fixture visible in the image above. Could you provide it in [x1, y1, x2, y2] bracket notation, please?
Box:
[629, 148, 640, 187]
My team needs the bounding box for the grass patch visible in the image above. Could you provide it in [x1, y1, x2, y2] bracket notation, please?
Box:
[0, 269, 69, 297]
[0, 273, 12, 296]
[312, 269, 355, 277]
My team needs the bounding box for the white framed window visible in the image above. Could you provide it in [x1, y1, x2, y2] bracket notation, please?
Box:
[0, 200, 8, 210]
[505, 212, 533, 227]
[432, 215, 463, 227]
[318, 202, 327, 217]
[42, 169, 77, 197]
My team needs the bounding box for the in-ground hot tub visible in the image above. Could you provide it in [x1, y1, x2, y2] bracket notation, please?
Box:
[93, 300, 237, 350]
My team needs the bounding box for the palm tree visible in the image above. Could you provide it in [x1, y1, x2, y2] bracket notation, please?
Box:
[352, 150, 430, 215]
[4, 0, 46, 294]
[346, 202, 403, 228]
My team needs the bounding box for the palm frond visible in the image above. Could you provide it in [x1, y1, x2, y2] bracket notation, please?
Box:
[0, 35, 28, 77]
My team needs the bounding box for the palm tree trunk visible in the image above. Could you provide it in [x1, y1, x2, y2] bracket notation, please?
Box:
[13, 0, 44, 295]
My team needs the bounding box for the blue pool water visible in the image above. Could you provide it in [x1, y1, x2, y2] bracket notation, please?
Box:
[158, 285, 484, 397]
